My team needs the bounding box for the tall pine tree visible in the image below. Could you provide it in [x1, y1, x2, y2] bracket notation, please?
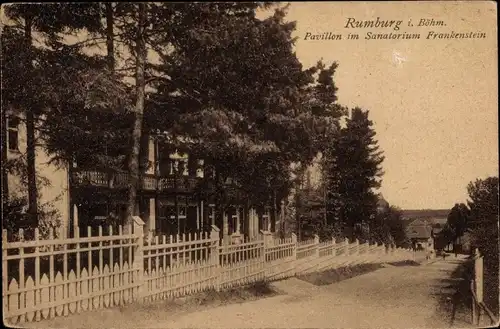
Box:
[324, 107, 384, 240]
[148, 4, 342, 232]
[2, 4, 102, 225]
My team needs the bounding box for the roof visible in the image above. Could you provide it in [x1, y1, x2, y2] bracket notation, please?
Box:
[432, 227, 444, 235]
[406, 218, 433, 239]
[407, 225, 432, 239]
[408, 218, 430, 227]
[426, 217, 448, 226]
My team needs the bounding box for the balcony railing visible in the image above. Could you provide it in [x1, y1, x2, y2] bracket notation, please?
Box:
[157, 176, 199, 192]
[71, 169, 201, 193]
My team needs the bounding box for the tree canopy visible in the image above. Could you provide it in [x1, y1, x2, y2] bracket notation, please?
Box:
[323, 108, 385, 240]
[3, 3, 387, 242]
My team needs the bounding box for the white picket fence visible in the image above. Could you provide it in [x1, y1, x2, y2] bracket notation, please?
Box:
[3, 216, 414, 325]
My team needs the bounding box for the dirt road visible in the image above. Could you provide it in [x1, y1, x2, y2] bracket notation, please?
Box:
[140, 256, 471, 328]
[26, 256, 473, 329]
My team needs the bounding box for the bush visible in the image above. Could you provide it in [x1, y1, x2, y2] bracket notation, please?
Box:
[2, 196, 62, 241]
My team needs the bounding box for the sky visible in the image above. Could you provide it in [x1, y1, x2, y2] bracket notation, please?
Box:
[271, 1, 498, 210]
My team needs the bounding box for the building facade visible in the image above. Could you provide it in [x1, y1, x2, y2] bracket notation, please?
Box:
[3, 112, 273, 240]
[406, 218, 435, 251]
[3, 111, 70, 232]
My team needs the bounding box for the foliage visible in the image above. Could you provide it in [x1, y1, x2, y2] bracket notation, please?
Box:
[2, 155, 63, 240]
[2, 195, 62, 241]
[467, 177, 498, 265]
[434, 223, 454, 250]
[2, 3, 103, 113]
[466, 176, 499, 314]
[372, 205, 411, 248]
[3, 3, 366, 239]
[323, 108, 385, 240]
[148, 4, 344, 212]
[446, 203, 470, 242]
[291, 169, 344, 241]
[3, 3, 111, 225]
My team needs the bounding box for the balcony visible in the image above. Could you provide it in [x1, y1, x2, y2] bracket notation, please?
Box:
[70, 169, 201, 193]
[158, 176, 199, 192]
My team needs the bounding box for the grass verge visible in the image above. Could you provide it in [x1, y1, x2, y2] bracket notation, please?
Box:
[26, 281, 281, 328]
[388, 260, 421, 267]
[297, 263, 383, 286]
[122, 280, 280, 315]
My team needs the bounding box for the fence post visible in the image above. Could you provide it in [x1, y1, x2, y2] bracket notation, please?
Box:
[291, 233, 298, 259]
[312, 235, 320, 272]
[471, 280, 478, 324]
[132, 216, 145, 301]
[2, 229, 7, 318]
[366, 242, 372, 263]
[330, 238, 337, 269]
[210, 225, 221, 292]
[344, 238, 349, 256]
[261, 230, 273, 249]
[384, 243, 389, 262]
[474, 249, 484, 304]
[314, 235, 320, 258]
[376, 243, 385, 262]
[291, 233, 297, 276]
[261, 230, 272, 279]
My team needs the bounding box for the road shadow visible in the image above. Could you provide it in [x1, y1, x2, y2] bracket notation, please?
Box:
[387, 260, 420, 267]
[430, 259, 474, 327]
[297, 263, 383, 286]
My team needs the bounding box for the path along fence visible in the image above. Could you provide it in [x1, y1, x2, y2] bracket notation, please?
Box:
[3, 216, 414, 325]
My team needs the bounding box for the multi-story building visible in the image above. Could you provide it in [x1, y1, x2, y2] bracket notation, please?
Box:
[3, 111, 274, 240]
[2, 111, 71, 229]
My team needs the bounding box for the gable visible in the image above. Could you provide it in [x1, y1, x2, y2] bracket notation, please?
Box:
[406, 219, 433, 239]
[407, 218, 430, 228]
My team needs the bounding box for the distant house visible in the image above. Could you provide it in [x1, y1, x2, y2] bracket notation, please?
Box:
[406, 218, 435, 251]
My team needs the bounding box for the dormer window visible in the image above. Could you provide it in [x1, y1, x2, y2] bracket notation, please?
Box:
[7, 116, 20, 151]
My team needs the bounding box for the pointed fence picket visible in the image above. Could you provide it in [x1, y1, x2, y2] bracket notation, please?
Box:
[3, 221, 413, 324]
[3, 223, 140, 325]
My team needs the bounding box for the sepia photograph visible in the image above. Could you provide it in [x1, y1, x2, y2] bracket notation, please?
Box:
[1, 1, 498, 328]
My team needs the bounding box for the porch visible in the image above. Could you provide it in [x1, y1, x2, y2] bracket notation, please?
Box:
[69, 195, 275, 242]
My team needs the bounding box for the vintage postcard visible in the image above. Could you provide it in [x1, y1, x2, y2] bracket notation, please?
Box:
[1, 1, 498, 328]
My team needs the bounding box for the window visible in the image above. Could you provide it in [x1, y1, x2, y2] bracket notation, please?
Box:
[7, 116, 20, 151]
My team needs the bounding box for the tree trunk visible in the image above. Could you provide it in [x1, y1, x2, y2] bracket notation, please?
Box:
[212, 166, 224, 238]
[25, 16, 38, 226]
[323, 181, 327, 226]
[105, 2, 115, 71]
[1, 109, 8, 198]
[174, 162, 179, 234]
[271, 189, 277, 233]
[244, 199, 250, 237]
[125, 3, 146, 228]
